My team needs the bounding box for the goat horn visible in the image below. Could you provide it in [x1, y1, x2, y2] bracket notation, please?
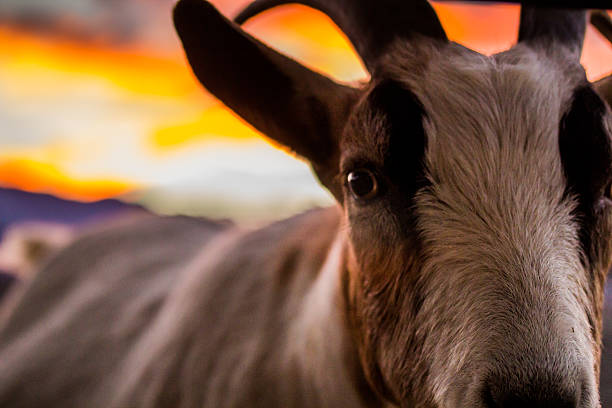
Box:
[591, 11, 612, 108]
[518, 6, 587, 58]
[591, 10, 612, 44]
[234, 0, 447, 73]
[595, 75, 612, 107]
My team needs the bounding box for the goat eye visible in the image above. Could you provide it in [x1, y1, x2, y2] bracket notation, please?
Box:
[347, 170, 378, 200]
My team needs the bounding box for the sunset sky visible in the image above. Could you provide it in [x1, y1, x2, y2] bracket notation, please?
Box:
[1, 1, 611, 220]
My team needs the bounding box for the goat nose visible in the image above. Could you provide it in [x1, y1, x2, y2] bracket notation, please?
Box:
[482, 375, 581, 408]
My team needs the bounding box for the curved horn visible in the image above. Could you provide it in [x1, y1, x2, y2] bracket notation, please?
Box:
[595, 75, 612, 108]
[234, 0, 447, 72]
[518, 6, 587, 58]
[591, 10, 612, 46]
[591, 11, 612, 108]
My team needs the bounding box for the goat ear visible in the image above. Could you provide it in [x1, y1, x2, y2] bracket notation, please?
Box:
[173, 0, 358, 199]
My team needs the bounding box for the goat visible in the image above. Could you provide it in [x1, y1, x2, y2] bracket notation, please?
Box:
[0, 1, 612, 407]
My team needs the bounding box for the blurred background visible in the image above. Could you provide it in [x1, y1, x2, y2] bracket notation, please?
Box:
[3, 0, 612, 400]
[0, 0, 611, 225]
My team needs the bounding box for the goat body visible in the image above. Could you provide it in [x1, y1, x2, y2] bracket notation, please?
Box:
[0, 209, 374, 407]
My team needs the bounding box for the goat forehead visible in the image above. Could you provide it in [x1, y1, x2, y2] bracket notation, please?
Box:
[385, 43, 583, 197]
[380, 43, 587, 259]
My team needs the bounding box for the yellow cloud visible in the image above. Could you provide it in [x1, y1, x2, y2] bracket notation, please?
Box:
[151, 105, 262, 149]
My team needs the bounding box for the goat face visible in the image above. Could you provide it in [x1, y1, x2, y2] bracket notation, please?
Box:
[174, 1, 612, 407]
[342, 42, 612, 407]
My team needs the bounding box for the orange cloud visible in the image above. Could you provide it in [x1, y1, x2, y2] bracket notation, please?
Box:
[0, 26, 203, 99]
[0, 158, 135, 202]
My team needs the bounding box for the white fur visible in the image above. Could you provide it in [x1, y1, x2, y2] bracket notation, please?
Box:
[387, 42, 597, 407]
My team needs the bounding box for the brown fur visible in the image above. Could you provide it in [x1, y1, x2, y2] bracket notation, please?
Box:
[0, 2, 611, 408]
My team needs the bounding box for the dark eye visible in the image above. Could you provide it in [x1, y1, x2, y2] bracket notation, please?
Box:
[347, 169, 378, 200]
